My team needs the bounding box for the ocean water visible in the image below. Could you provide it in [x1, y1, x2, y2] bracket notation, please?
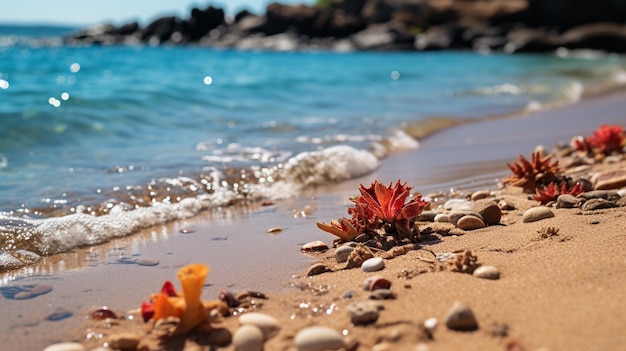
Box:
[1, 25, 625, 258]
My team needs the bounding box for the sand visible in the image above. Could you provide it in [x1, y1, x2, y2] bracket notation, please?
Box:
[1, 92, 625, 351]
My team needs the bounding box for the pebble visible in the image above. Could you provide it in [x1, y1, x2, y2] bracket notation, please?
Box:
[448, 210, 483, 226]
[471, 199, 502, 225]
[294, 326, 345, 351]
[456, 215, 485, 231]
[443, 199, 472, 211]
[348, 301, 382, 325]
[232, 324, 264, 351]
[497, 199, 516, 211]
[91, 307, 118, 320]
[334, 245, 355, 263]
[266, 227, 283, 234]
[472, 265, 501, 280]
[555, 194, 583, 208]
[219, 290, 240, 307]
[238, 312, 281, 340]
[578, 190, 621, 201]
[46, 309, 73, 321]
[134, 258, 160, 266]
[470, 190, 491, 201]
[11, 284, 53, 300]
[43, 343, 86, 351]
[362, 257, 385, 272]
[108, 332, 141, 350]
[434, 213, 450, 223]
[444, 301, 478, 331]
[12, 250, 42, 264]
[522, 207, 554, 223]
[301, 240, 329, 252]
[447, 228, 466, 236]
[618, 188, 626, 198]
[423, 317, 438, 335]
[581, 198, 619, 211]
[417, 211, 437, 222]
[306, 263, 332, 276]
[369, 289, 396, 300]
[206, 328, 232, 346]
[363, 276, 392, 291]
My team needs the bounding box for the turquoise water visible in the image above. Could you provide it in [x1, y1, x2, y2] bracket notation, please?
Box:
[1, 25, 625, 255]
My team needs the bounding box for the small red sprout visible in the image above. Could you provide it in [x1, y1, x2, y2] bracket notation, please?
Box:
[503, 152, 562, 194]
[533, 181, 583, 204]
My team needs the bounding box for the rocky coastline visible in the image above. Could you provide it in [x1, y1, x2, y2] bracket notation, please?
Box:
[65, 0, 626, 53]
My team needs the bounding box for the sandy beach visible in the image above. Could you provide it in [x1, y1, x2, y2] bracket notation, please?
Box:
[1, 92, 625, 351]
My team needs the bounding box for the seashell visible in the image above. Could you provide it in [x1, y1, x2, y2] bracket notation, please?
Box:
[294, 326, 345, 351]
[239, 312, 281, 340]
[301, 240, 329, 252]
[362, 257, 384, 272]
[363, 276, 392, 291]
[91, 307, 118, 320]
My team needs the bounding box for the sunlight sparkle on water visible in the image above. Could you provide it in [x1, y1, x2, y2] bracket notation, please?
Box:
[203, 76, 213, 85]
[48, 97, 61, 107]
[391, 70, 400, 80]
[0, 79, 8, 89]
[70, 63, 81, 73]
[61, 92, 70, 100]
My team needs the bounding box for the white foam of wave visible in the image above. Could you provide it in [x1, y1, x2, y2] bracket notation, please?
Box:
[284, 145, 379, 186]
[562, 81, 584, 103]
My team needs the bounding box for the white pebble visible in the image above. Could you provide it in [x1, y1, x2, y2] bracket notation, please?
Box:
[434, 213, 449, 223]
[423, 317, 438, 334]
[522, 206, 555, 223]
[232, 324, 264, 351]
[43, 343, 86, 351]
[362, 257, 385, 272]
[473, 265, 501, 280]
[294, 326, 345, 351]
[238, 312, 281, 340]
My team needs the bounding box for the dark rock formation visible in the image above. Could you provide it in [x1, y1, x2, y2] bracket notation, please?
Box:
[64, 0, 626, 53]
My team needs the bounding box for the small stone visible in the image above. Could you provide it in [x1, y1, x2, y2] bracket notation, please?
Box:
[444, 301, 478, 331]
[294, 326, 345, 351]
[335, 245, 355, 263]
[345, 244, 375, 269]
[581, 198, 619, 211]
[306, 263, 332, 276]
[91, 307, 118, 320]
[456, 215, 485, 231]
[239, 312, 281, 340]
[423, 317, 438, 335]
[618, 188, 626, 198]
[522, 207, 554, 223]
[362, 257, 385, 272]
[444, 199, 472, 210]
[348, 301, 382, 325]
[11, 284, 53, 300]
[578, 190, 621, 201]
[301, 240, 329, 252]
[206, 328, 232, 346]
[434, 213, 450, 223]
[497, 199, 516, 211]
[232, 324, 264, 351]
[363, 276, 392, 291]
[12, 250, 42, 264]
[43, 342, 86, 351]
[46, 309, 73, 322]
[449, 210, 483, 226]
[219, 290, 239, 307]
[471, 199, 502, 225]
[417, 211, 437, 222]
[266, 227, 283, 234]
[368, 289, 396, 300]
[470, 190, 491, 201]
[447, 228, 466, 236]
[0, 251, 25, 272]
[109, 332, 141, 350]
[134, 258, 159, 266]
[473, 265, 500, 280]
[556, 194, 583, 208]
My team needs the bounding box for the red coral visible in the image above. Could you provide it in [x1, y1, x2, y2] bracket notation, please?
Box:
[503, 152, 562, 194]
[533, 181, 583, 204]
[574, 125, 625, 156]
[140, 280, 177, 322]
[316, 180, 429, 243]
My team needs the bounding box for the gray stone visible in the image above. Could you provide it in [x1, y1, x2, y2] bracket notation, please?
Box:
[522, 207, 555, 223]
[417, 211, 437, 222]
[497, 199, 516, 211]
[592, 169, 626, 190]
[306, 263, 332, 276]
[434, 213, 450, 223]
[362, 257, 385, 272]
[108, 332, 141, 350]
[348, 301, 382, 325]
[470, 190, 491, 201]
[581, 198, 619, 211]
[443, 199, 472, 210]
[444, 301, 478, 331]
[335, 245, 354, 263]
[456, 215, 485, 231]
[449, 210, 483, 226]
[556, 194, 583, 208]
[368, 289, 396, 300]
[472, 265, 501, 280]
[294, 326, 345, 351]
[578, 190, 621, 201]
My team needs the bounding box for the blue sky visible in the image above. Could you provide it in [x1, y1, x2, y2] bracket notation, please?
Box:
[0, 0, 314, 26]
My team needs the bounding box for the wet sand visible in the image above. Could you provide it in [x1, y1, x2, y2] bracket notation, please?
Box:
[1, 92, 625, 351]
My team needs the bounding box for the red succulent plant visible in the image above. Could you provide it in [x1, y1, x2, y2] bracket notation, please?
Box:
[316, 180, 429, 244]
[503, 152, 561, 194]
[533, 181, 583, 205]
[573, 124, 625, 156]
[141, 280, 177, 322]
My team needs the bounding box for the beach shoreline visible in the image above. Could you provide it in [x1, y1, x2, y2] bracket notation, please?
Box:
[1, 91, 625, 351]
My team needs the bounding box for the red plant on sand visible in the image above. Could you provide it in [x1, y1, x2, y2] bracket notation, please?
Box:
[317, 180, 429, 244]
[573, 124, 625, 156]
[503, 152, 561, 194]
[533, 181, 584, 205]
